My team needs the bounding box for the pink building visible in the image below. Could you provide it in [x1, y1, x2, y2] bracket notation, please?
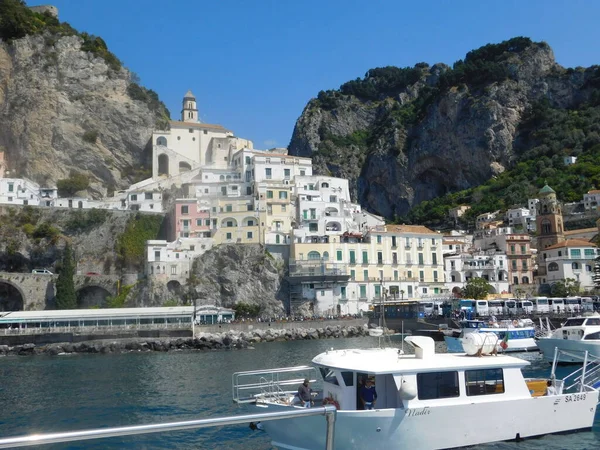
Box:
[172, 199, 212, 240]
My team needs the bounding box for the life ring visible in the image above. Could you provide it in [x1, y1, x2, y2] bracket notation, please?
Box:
[322, 396, 340, 410]
[512, 320, 518, 327]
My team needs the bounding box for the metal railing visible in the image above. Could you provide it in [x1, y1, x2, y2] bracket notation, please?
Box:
[0, 406, 337, 449]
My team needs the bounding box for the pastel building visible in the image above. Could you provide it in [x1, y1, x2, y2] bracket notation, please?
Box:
[146, 239, 213, 284]
[583, 190, 600, 211]
[540, 240, 598, 292]
[444, 251, 510, 296]
[287, 225, 444, 315]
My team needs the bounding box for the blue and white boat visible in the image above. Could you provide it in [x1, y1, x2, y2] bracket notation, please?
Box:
[444, 319, 538, 353]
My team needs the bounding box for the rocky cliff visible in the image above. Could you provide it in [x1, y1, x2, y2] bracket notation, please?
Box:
[289, 37, 600, 219]
[187, 245, 286, 315]
[0, 2, 169, 197]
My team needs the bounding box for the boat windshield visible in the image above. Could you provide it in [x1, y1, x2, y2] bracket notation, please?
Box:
[563, 318, 585, 327]
[319, 367, 339, 385]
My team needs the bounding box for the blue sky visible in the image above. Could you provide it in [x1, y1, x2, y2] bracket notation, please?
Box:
[28, 0, 600, 149]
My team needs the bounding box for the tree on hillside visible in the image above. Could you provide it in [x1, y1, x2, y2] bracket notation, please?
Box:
[55, 243, 77, 309]
[462, 277, 493, 300]
[550, 278, 581, 297]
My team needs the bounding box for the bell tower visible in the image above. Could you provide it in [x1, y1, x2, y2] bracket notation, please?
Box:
[181, 90, 199, 123]
[536, 184, 565, 251]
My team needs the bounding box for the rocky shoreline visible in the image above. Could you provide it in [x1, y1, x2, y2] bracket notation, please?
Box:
[0, 325, 372, 357]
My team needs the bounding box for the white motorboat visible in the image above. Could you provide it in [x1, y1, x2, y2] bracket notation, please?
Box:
[444, 319, 538, 353]
[233, 336, 600, 450]
[536, 314, 600, 363]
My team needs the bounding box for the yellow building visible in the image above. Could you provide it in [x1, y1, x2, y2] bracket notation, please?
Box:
[287, 225, 444, 315]
[255, 180, 294, 245]
[212, 197, 261, 244]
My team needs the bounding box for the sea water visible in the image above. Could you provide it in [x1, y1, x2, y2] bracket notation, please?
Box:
[0, 336, 598, 449]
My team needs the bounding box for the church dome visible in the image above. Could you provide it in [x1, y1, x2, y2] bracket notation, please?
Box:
[539, 184, 556, 195]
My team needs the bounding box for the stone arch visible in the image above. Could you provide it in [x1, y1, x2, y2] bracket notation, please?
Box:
[158, 154, 169, 176]
[0, 280, 25, 311]
[242, 217, 257, 227]
[325, 221, 341, 232]
[76, 285, 112, 308]
[156, 136, 167, 146]
[167, 280, 182, 294]
[179, 162, 192, 172]
[221, 218, 238, 228]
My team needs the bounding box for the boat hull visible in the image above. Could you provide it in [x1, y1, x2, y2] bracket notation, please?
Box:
[254, 392, 598, 450]
[536, 338, 600, 362]
[444, 336, 538, 353]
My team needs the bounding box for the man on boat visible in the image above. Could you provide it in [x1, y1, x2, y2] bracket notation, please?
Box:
[360, 379, 378, 410]
[297, 378, 313, 407]
[545, 380, 557, 396]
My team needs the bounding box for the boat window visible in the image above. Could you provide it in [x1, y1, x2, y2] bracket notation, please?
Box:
[319, 367, 339, 385]
[465, 369, 504, 396]
[417, 371, 459, 400]
[564, 318, 586, 327]
[584, 331, 600, 340]
[340, 371, 354, 386]
[585, 318, 600, 326]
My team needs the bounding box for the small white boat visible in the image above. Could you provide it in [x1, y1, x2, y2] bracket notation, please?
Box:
[536, 314, 600, 363]
[233, 336, 600, 449]
[444, 319, 538, 353]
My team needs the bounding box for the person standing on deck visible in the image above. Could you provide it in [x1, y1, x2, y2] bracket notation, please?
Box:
[360, 379, 378, 410]
[298, 378, 313, 407]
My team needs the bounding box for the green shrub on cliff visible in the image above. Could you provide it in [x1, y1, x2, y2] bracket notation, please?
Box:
[116, 213, 163, 270]
[57, 172, 90, 196]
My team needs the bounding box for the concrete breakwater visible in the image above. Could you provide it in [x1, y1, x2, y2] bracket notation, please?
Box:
[0, 324, 371, 357]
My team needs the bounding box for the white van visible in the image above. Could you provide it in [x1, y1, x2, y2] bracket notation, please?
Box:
[32, 269, 53, 275]
[420, 302, 434, 316]
[549, 298, 564, 313]
[475, 300, 489, 317]
[504, 299, 517, 315]
[517, 300, 534, 314]
[534, 297, 549, 314]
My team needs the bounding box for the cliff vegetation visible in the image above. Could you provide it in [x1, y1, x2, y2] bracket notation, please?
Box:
[289, 37, 600, 224]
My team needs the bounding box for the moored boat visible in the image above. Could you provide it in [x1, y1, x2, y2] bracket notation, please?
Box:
[233, 336, 599, 450]
[444, 319, 538, 353]
[536, 314, 600, 363]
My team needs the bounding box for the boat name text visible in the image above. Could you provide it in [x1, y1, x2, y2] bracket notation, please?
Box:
[565, 393, 586, 403]
[406, 407, 431, 417]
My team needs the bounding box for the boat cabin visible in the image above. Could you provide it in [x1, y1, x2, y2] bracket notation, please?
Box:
[552, 316, 600, 341]
[311, 336, 534, 411]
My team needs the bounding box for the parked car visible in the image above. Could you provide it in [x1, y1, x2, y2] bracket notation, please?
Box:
[32, 269, 53, 275]
[85, 272, 100, 276]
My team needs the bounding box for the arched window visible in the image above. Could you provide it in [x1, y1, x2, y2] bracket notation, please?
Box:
[548, 262, 559, 272]
[156, 136, 167, 146]
[179, 162, 192, 172]
[558, 220, 563, 233]
[322, 182, 329, 188]
[308, 251, 321, 260]
[220, 175, 225, 180]
[323, 251, 329, 261]
[572, 262, 579, 270]
[541, 220, 551, 234]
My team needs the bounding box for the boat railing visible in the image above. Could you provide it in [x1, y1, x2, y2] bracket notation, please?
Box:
[0, 405, 338, 449]
[551, 348, 600, 400]
[232, 365, 319, 404]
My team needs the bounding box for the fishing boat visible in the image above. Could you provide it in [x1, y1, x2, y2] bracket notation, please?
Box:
[536, 314, 600, 363]
[233, 336, 600, 450]
[444, 319, 538, 353]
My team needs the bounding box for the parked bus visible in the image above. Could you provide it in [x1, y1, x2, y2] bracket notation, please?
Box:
[517, 300, 534, 314]
[581, 297, 595, 312]
[504, 299, 517, 315]
[533, 297, 549, 314]
[548, 298, 564, 313]
[564, 297, 581, 313]
[475, 300, 489, 317]
[487, 300, 504, 316]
